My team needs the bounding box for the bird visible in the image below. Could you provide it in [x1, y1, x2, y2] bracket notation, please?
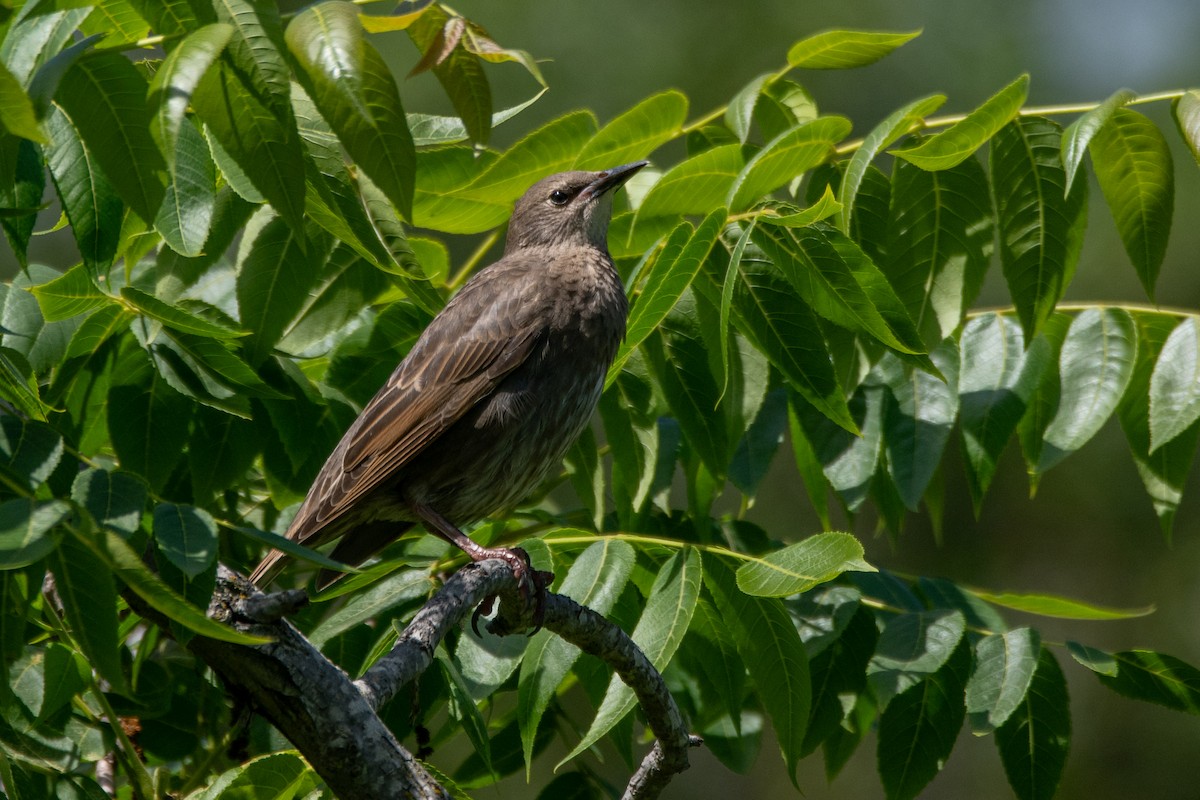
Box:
[249, 161, 647, 601]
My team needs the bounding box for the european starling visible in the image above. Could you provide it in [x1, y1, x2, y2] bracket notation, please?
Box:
[249, 161, 646, 595]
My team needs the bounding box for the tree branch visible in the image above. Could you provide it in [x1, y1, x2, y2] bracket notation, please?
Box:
[134, 560, 697, 800]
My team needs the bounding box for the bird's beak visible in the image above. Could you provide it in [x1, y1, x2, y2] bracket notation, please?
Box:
[580, 161, 648, 201]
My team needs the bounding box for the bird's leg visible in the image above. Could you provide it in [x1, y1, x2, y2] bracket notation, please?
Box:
[411, 503, 552, 633]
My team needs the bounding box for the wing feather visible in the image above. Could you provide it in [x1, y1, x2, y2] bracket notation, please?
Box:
[282, 258, 546, 547]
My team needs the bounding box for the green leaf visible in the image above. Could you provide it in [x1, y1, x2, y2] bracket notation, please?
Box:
[879, 343, 960, 509]
[0, 137, 46, 268]
[1089, 108, 1174, 298]
[0, 499, 68, 569]
[736, 532, 874, 597]
[1147, 317, 1200, 451]
[752, 222, 926, 356]
[53, 51, 165, 221]
[519, 538, 635, 772]
[1174, 90, 1200, 165]
[147, 23, 235, 164]
[406, 88, 545, 147]
[1119, 312, 1200, 540]
[44, 105, 122, 274]
[107, 346, 194, 493]
[408, 8, 491, 147]
[1066, 640, 1118, 676]
[996, 647, 1071, 800]
[71, 468, 146, 538]
[1095, 650, 1200, 715]
[892, 75, 1028, 171]
[877, 639, 970, 800]
[792, 383, 885, 511]
[0, 7, 92, 87]
[214, 0, 293, 119]
[1038, 308, 1136, 473]
[72, 525, 268, 645]
[0, 417, 63, 492]
[558, 548, 701, 768]
[761, 185, 843, 227]
[609, 210, 722, 381]
[153, 503, 218, 579]
[287, 1, 415, 221]
[991, 116, 1088, 339]
[958, 313, 1049, 509]
[839, 94, 946, 234]
[436, 648, 492, 776]
[731, 253, 856, 431]
[236, 212, 323, 364]
[413, 112, 598, 232]
[966, 628, 1040, 734]
[1061, 88, 1135, 193]
[968, 588, 1153, 620]
[50, 532, 125, 692]
[29, 263, 109, 322]
[192, 59, 306, 236]
[724, 73, 772, 143]
[197, 752, 308, 800]
[637, 143, 744, 219]
[156, 117, 219, 257]
[64, 306, 130, 361]
[576, 90, 687, 169]
[37, 643, 86, 723]
[727, 116, 850, 211]
[0, 347, 46, 422]
[705, 555, 809, 786]
[787, 29, 921, 69]
[867, 609, 966, 706]
[121, 286, 245, 340]
[643, 291, 727, 477]
[0, 62, 43, 142]
[885, 145, 993, 345]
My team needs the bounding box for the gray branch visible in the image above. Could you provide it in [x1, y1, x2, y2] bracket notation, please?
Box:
[141, 561, 696, 800]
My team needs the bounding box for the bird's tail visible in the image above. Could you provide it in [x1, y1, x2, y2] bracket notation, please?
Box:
[248, 548, 288, 588]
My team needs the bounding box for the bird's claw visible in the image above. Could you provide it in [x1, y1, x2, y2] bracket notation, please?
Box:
[469, 547, 553, 636]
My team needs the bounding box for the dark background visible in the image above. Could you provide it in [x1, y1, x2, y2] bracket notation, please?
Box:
[6, 2, 1200, 797]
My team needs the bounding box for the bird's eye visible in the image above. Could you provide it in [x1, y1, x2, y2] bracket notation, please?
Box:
[548, 189, 571, 206]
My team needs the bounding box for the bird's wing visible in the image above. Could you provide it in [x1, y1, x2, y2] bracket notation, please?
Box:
[283, 259, 547, 547]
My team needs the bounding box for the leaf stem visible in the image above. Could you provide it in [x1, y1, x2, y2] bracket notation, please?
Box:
[448, 230, 500, 289]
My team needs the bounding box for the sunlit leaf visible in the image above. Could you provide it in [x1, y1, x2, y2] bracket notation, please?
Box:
[1061, 88, 1135, 193]
[1038, 308, 1136, 473]
[0, 499, 68, 569]
[727, 116, 850, 211]
[610, 210, 722, 381]
[877, 639, 970, 800]
[840, 94, 946, 234]
[705, 556, 809, 786]
[892, 75, 1028, 171]
[558, 548, 701, 768]
[991, 116, 1088, 339]
[288, 1, 415, 220]
[996, 647, 1070, 800]
[1175, 90, 1200, 165]
[1095, 650, 1200, 716]
[787, 29, 921, 69]
[966, 627, 1040, 733]
[1089, 108, 1173, 298]
[736, 532, 874, 597]
[53, 51, 165, 222]
[968, 588, 1153, 620]
[520, 539, 635, 772]
[868, 609, 966, 706]
[576, 90, 688, 170]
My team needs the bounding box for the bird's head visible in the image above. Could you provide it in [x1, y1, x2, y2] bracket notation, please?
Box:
[505, 161, 647, 252]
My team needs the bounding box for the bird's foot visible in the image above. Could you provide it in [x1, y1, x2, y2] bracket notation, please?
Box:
[469, 546, 553, 637]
